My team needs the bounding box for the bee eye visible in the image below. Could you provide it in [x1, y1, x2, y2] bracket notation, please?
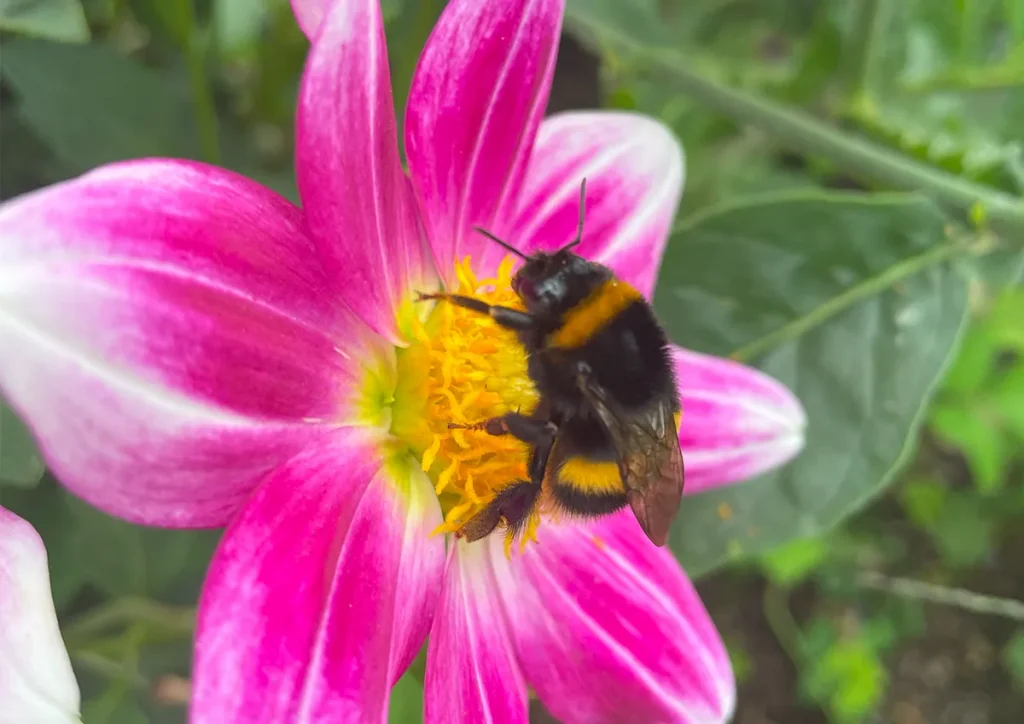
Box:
[516, 278, 535, 299]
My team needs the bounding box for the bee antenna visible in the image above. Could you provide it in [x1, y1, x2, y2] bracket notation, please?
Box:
[473, 226, 529, 260]
[559, 178, 587, 253]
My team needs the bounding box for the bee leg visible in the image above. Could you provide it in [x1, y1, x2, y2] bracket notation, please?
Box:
[527, 427, 557, 487]
[454, 412, 559, 486]
[457, 479, 543, 543]
[453, 412, 557, 445]
[416, 292, 538, 332]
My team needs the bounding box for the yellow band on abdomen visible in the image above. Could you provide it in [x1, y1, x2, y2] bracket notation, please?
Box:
[557, 457, 624, 494]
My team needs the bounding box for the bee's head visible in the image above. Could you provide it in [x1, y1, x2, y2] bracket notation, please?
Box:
[511, 249, 607, 318]
[477, 178, 602, 320]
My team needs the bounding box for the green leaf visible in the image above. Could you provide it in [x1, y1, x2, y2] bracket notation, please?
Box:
[812, 640, 887, 721]
[64, 497, 149, 597]
[930, 490, 994, 567]
[760, 537, 829, 586]
[993, 365, 1024, 440]
[0, 104, 68, 196]
[899, 477, 949, 530]
[214, 0, 271, 57]
[0, 0, 89, 43]
[389, 670, 424, 724]
[851, 0, 1024, 190]
[929, 401, 1009, 494]
[2, 477, 217, 605]
[0, 398, 44, 488]
[725, 639, 755, 684]
[380, 0, 406, 23]
[566, 0, 672, 48]
[80, 688, 147, 724]
[1, 37, 196, 174]
[1004, 629, 1024, 693]
[939, 324, 998, 394]
[128, 0, 193, 47]
[655, 192, 969, 576]
[987, 288, 1024, 351]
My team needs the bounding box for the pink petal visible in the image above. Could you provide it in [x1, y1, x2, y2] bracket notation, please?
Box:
[405, 0, 563, 280]
[674, 346, 806, 493]
[502, 112, 684, 296]
[0, 508, 80, 723]
[0, 160, 341, 330]
[296, 0, 432, 344]
[424, 542, 528, 724]
[0, 161, 383, 527]
[191, 433, 445, 723]
[290, 0, 329, 38]
[495, 512, 735, 724]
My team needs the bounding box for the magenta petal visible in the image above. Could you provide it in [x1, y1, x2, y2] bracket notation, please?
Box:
[424, 542, 528, 724]
[297, 0, 431, 344]
[405, 0, 563, 279]
[191, 434, 445, 723]
[0, 161, 378, 527]
[674, 346, 806, 493]
[504, 112, 684, 295]
[0, 508, 80, 723]
[290, 0, 330, 38]
[497, 513, 735, 724]
[0, 160, 340, 330]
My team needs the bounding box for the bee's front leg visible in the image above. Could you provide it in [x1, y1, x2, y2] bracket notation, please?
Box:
[415, 292, 538, 332]
[452, 412, 559, 487]
[450, 411, 555, 444]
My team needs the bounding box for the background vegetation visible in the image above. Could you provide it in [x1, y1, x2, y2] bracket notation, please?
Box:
[0, 0, 1022, 721]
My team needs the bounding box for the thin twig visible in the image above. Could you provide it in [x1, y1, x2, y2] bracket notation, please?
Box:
[858, 571, 1024, 621]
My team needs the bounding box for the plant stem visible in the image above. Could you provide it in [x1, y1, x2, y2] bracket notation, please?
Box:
[761, 585, 841, 724]
[182, 0, 220, 164]
[841, 0, 881, 101]
[63, 597, 195, 647]
[761, 584, 804, 666]
[70, 649, 150, 690]
[565, 12, 1024, 236]
[904, 64, 1024, 93]
[858, 571, 1024, 621]
[642, 47, 1024, 236]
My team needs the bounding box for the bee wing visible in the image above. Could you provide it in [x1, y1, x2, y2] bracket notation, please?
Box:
[617, 401, 684, 546]
[577, 372, 684, 546]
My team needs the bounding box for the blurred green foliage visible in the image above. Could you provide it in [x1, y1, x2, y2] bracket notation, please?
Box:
[0, 0, 1022, 721]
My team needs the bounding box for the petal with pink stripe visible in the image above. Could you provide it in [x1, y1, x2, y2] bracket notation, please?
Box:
[191, 433, 444, 723]
[297, 0, 431, 344]
[0, 507, 80, 724]
[495, 512, 735, 724]
[289, 0, 330, 38]
[0, 161, 378, 527]
[674, 346, 806, 493]
[406, 0, 563, 281]
[0, 160, 341, 331]
[424, 540, 528, 724]
[501, 111, 684, 297]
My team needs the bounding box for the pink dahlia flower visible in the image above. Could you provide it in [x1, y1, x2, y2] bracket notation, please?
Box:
[0, 0, 806, 721]
[0, 508, 80, 723]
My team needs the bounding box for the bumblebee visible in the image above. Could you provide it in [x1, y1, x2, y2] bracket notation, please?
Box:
[418, 181, 683, 547]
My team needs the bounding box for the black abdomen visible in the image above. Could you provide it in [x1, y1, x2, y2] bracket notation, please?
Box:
[532, 299, 676, 412]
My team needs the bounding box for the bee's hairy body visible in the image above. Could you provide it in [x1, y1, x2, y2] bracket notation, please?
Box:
[524, 280, 679, 511]
[419, 181, 685, 547]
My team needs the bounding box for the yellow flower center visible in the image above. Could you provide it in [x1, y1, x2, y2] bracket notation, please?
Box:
[390, 256, 542, 546]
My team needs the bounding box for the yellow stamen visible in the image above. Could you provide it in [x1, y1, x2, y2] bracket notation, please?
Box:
[392, 256, 542, 547]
